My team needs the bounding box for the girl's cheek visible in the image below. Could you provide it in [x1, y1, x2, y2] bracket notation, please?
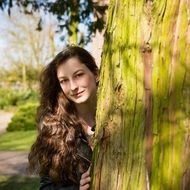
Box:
[61, 86, 68, 94]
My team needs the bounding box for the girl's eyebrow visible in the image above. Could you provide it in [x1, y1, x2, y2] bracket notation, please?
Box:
[58, 76, 67, 80]
[73, 69, 84, 74]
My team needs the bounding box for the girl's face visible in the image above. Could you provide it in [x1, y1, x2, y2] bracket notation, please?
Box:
[57, 57, 98, 105]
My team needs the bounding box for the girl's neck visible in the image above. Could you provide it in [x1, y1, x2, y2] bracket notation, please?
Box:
[75, 96, 96, 127]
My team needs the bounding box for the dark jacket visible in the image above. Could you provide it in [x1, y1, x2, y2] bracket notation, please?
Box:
[39, 132, 92, 190]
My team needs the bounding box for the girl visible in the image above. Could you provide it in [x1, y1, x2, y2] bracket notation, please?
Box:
[28, 46, 99, 190]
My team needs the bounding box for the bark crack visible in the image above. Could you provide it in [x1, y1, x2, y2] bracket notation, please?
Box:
[141, 1, 153, 189]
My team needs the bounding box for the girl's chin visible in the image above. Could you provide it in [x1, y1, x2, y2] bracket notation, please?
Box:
[71, 96, 89, 104]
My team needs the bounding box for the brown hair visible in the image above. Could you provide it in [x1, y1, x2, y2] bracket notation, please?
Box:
[28, 46, 98, 184]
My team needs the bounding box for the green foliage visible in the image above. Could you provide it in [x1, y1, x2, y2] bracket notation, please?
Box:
[0, 175, 39, 190]
[0, 63, 40, 84]
[0, 89, 39, 109]
[7, 102, 38, 131]
[0, 0, 108, 45]
[0, 131, 37, 151]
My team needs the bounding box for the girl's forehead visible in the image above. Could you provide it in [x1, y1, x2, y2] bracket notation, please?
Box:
[57, 58, 90, 77]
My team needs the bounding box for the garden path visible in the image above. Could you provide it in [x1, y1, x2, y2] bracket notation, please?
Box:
[0, 151, 28, 175]
[0, 111, 13, 134]
[0, 110, 29, 176]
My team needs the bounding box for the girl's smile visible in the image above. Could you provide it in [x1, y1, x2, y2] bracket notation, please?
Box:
[72, 90, 85, 97]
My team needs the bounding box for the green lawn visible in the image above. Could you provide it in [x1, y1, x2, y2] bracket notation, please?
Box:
[0, 131, 37, 151]
[0, 175, 39, 190]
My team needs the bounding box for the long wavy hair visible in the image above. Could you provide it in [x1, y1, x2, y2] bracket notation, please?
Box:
[28, 46, 98, 184]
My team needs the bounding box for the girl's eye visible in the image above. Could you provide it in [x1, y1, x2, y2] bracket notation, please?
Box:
[60, 79, 68, 84]
[75, 73, 84, 78]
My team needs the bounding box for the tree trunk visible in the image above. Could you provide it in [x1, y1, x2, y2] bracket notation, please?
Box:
[22, 62, 27, 90]
[69, 16, 78, 44]
[69, 0, 79, 45]
[91, 0, 190, 189]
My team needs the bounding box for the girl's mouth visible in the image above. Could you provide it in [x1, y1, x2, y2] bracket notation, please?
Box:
[73, 90, 84, 97]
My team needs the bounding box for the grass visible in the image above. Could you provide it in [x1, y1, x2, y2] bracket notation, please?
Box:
[0, 175, 39, 190]
[0, 131, 38, 189]
[0, 131, 37, 151]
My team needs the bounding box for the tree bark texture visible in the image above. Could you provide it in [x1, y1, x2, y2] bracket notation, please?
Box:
[91, 0, 190, 189]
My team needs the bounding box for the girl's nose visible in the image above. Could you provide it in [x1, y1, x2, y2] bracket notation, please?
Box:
[70, 80, 78, 91]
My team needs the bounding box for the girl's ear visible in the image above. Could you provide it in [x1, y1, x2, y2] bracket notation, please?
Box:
[95, 69, 100, 85]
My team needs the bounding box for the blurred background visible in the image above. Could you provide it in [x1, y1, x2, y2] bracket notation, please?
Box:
[0, 0, 108, 189]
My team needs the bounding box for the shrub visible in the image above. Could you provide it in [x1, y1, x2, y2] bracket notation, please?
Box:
[7, 102, 38, 131]
[0, 88, 39, 109]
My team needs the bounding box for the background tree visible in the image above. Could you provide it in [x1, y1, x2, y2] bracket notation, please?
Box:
[92, 0, 190, 189]
[0, 0, 108, 45]
[0, 7, 58, 88]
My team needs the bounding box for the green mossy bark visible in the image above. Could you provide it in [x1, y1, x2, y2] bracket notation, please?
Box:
[92, 0, 190, 190]
[152, 0, 190, 189]
[92, 0, 146, 189]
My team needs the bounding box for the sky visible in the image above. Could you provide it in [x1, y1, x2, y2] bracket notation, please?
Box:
[0, 8, 66, 68]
